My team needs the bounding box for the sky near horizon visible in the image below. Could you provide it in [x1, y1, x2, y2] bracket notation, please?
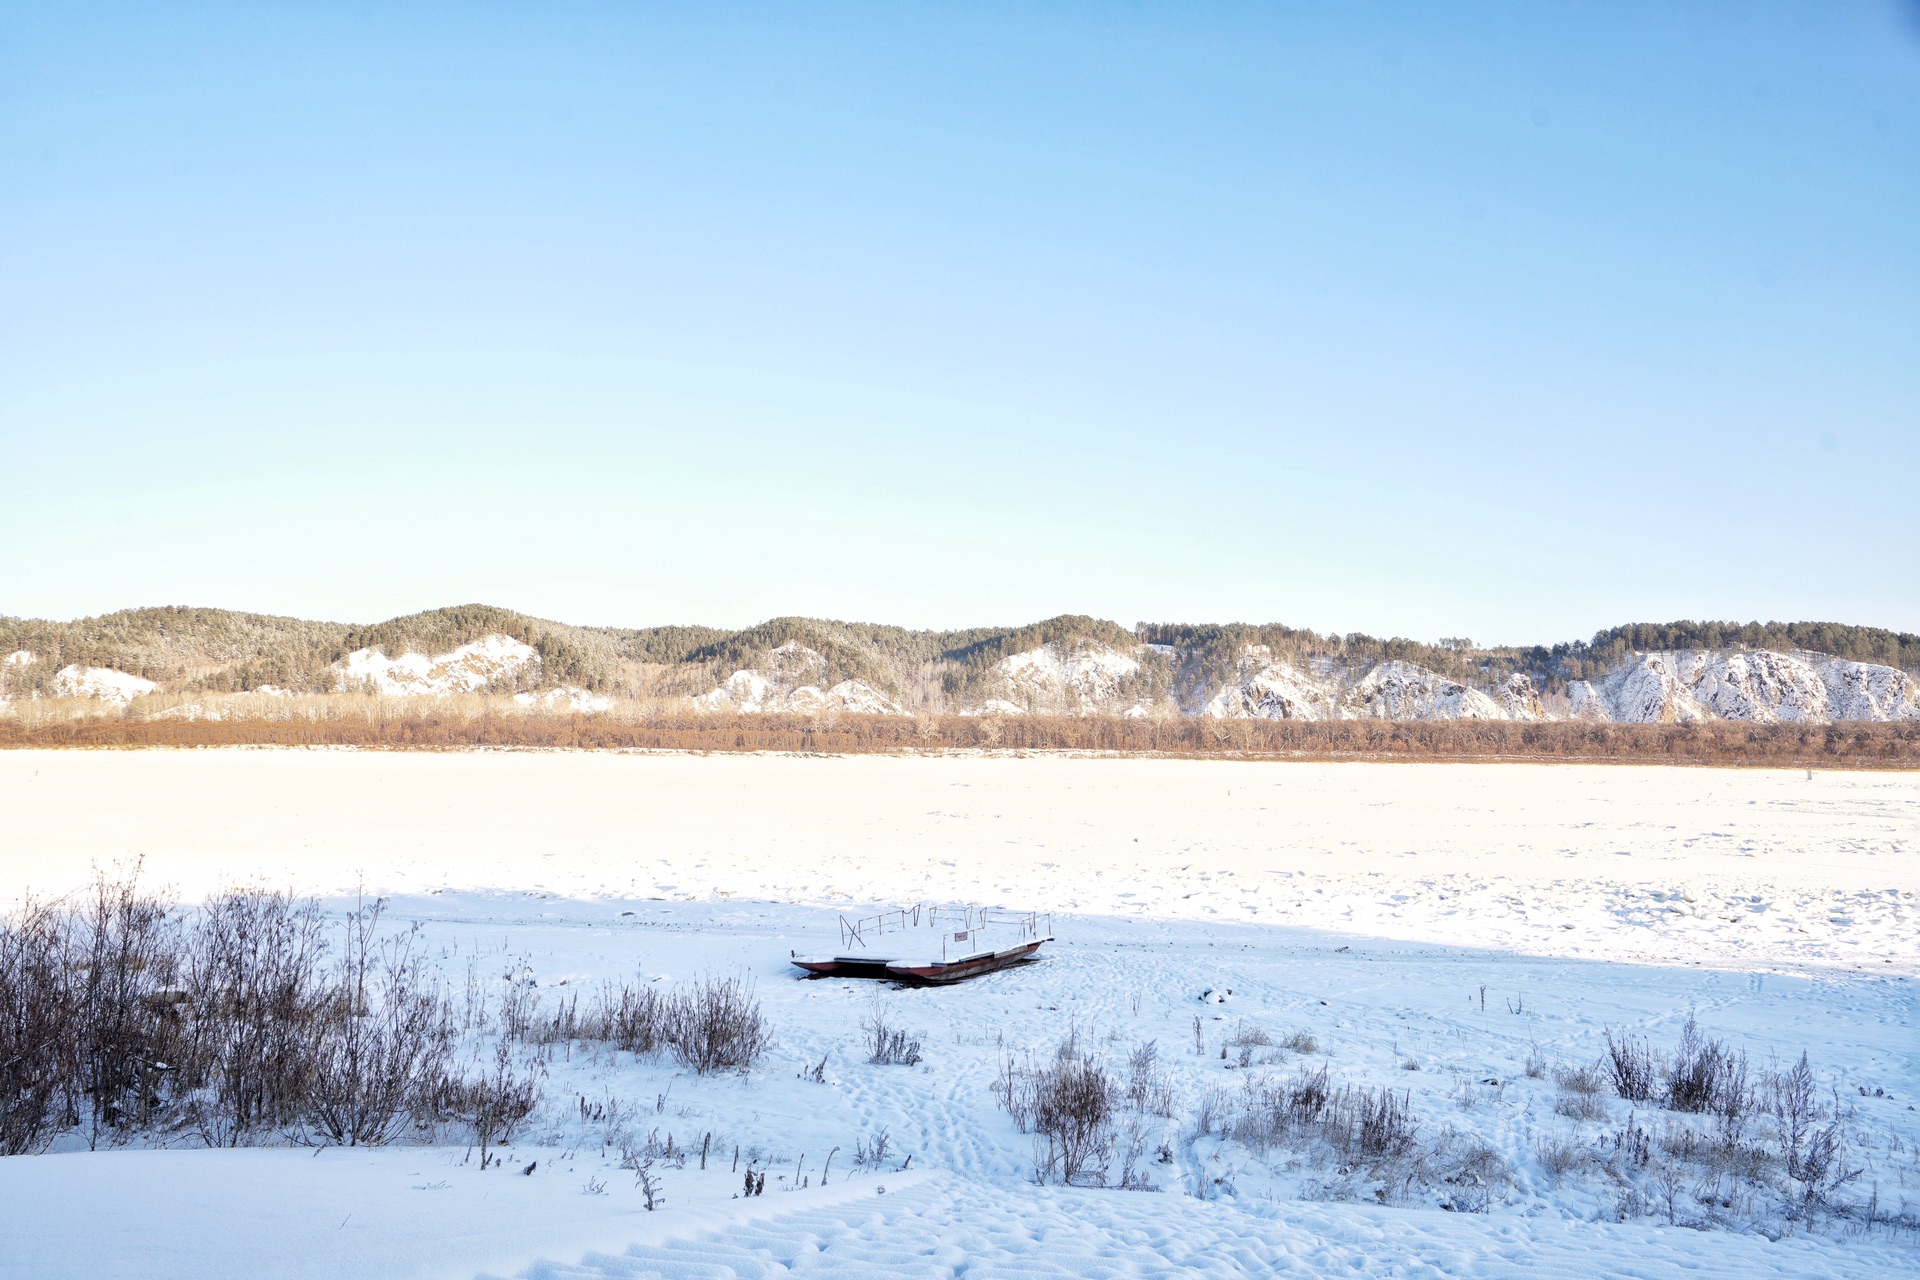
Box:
[2, 3, 1917, 645]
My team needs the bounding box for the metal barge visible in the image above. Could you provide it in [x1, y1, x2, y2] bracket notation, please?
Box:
[790, 906, 1052, 984]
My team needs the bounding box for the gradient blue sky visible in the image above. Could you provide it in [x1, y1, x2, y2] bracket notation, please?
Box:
[3, 2, 1916, 643]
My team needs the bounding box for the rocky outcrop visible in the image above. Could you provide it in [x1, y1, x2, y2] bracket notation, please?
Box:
[1568, 651, 1920, 725]
[1343, 661, 1507, 721]
[1203, 652, 1338, 720]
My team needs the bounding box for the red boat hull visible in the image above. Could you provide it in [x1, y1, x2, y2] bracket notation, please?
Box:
[792, 938, 1047, 984]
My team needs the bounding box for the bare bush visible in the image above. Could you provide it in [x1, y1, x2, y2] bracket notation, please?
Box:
[1666, 1015, 1750, 1126]
[862, 1008, 924, 1067]
[1439, 1140, 1510, 1213]
[1553, 1062, 1607, 1096]
[588, 980, 670, 1056]
[994, 1034, 1120, 1186]
[443, 1043, 544, 1169]
[66, 871, 186, 1145]
[305, 899, 456, 1147]
[1227, 1022, 1274, 1048]
[1219, 1065, 1417, 1166]
[1766, 1052, 1861, 1209]
[1604, 1029, 1658, 1102]
[182, 890, 330, 1145]
[1554, 1092, 1610, 1122]
[667, 977, 768, 1075]
[1536, 1134, 1592, 1179]
[1280, 1030, 1318, 1054]
[0, 876, 478, 1154]
[1125, 1041, 1175, 1118]
[533, 973, 766, 1075]
[0, 902, 67, 1155]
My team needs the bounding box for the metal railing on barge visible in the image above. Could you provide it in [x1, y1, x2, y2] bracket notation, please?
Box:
[836, 906, 1052, 962]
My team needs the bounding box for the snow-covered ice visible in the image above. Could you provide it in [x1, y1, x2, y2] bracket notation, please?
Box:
[1, 750, 1915, 1278]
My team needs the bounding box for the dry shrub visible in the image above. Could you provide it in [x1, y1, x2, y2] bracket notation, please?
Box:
[1553, 1062, 1607, 1096]
[995, 1033, 1121, 1186]
[512, 973, 767, 1075]
[1554, 1092, 1610, 1122]
[0, 901, 67, 1155]
[8, 706, 1916, 769]
[1537, 1134, 1592, 1179]
[1126, 1040, 1175, 1118]
[1605, 1029, 1659, 1102]
[666, 977, 769, 1075]
[436, 1043, 544, 1169]
[183, 890, 330, 1145]
[862, 1007, 924, 1067]
[1280, 1030, 1318, 1054]
[0, 876, 470, 1153]
[304, 899, 456, 1147]
[1666, 1015, 1751, 1126]
[589, 981, 670, 1056]
[1439, 1140, 1511, 1213]
[1214, 1064, 1417, 1165]
[1227, 1022, 1275, 1048]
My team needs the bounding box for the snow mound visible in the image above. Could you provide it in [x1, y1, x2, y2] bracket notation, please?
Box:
[337, 634, 539, 697]
[981, 642, 1141, 714]
[52, 664, 158, 703]
[4, 650, 35, 666]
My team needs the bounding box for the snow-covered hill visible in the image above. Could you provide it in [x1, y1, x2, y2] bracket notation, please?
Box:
[1568, 650, 1920, 724]
[1201, 648, 1919, 726]
[968, 641, 1147, 716]
[337, 634, 539, 696]
[6, 607, 1916, 729]
[691, 643, 905, 716]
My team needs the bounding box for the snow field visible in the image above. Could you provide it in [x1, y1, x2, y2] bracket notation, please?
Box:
[2, 752, 1912, 975]
[1, 751, 1916, 1277]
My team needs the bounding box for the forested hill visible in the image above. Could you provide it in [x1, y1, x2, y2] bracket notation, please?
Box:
[2, 605, 1916, 720]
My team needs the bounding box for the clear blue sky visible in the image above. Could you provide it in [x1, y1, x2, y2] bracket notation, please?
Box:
[3, 2, 1916, 643]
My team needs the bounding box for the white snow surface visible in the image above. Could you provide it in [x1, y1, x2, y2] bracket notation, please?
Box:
[2, 751, 1917, 1279]
[50, 663, 158, 702]
[338, 634, 541, 696]
[3, 649, 34, 666]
